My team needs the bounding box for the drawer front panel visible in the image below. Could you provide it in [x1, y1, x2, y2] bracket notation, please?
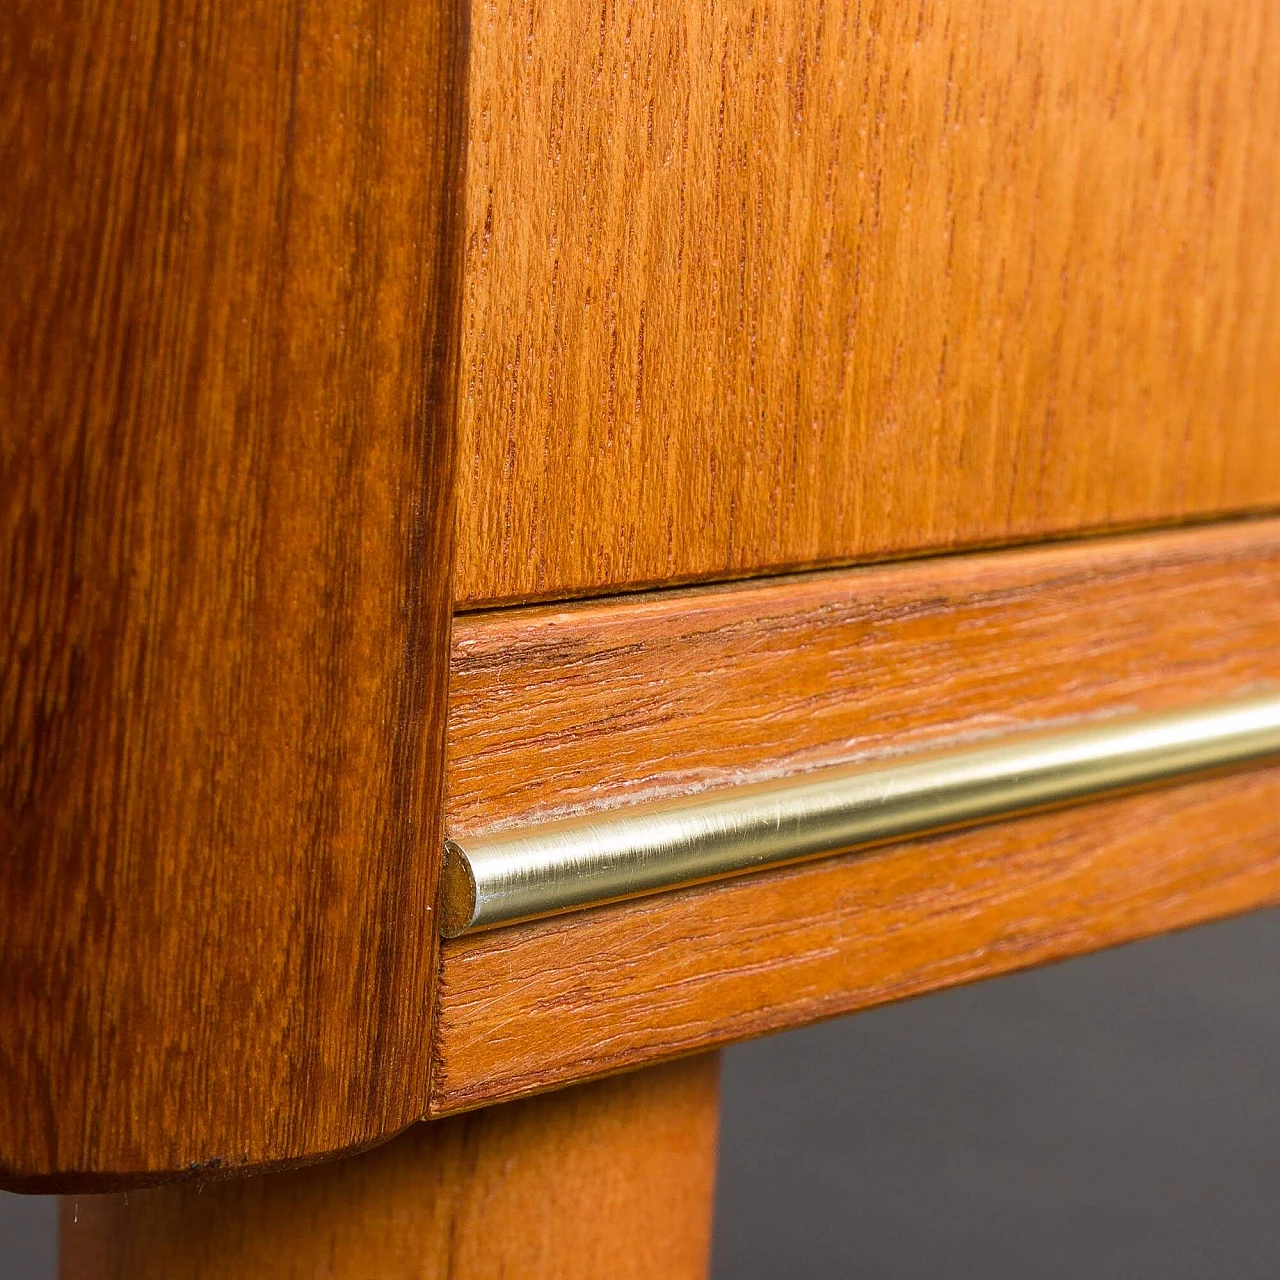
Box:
[432, 519, 1280, 1111]
[456, 0, 1280, 606]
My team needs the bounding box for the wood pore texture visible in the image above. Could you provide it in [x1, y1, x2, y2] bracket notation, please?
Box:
[432, 519, 1280, 1112]
[60, 1055, 721, 1280]
[454, 0, 1280, 607]
[1, 0, 467, 1186]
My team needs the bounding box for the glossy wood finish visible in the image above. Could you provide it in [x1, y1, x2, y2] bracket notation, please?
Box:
[0, 0, 467, 1187]
[61, 1056, 721, 1280]
[431, 519, 1280, 1111]
[454, 0, 1280, 607]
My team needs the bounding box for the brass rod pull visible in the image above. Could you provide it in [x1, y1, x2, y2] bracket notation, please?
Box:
[439, 692, 1280, 937]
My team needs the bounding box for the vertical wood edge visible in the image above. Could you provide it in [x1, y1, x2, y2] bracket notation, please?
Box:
[0, 0, 470, 1188]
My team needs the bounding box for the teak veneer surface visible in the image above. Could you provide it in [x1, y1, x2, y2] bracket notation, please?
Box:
[432, 520, 1280, 1112]
[8, 0, 1280, 1208]
[435, 777, 1280, 1115]
[455, 0, 1280, 607]
[1, 0, 465, 1187]
[61, 1056, 721, 1280]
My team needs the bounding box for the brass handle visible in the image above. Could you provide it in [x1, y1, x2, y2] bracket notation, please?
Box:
[439, 691, 1280, 937]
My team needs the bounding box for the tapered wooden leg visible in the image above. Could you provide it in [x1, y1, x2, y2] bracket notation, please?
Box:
[59, 1053, 720, 1279]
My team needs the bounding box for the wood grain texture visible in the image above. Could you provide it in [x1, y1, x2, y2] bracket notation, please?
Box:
[432, 519, 1280, 1111]
[446, 519, 1280, 835]
[434, 775, 1280, 1115]
[60, 1055, 720, 1280]
[454, 0, 1280, 607]
[1, 0, 466, 1186]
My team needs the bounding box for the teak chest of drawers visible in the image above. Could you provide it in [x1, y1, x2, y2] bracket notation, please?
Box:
[4, 0, 1280, 1274]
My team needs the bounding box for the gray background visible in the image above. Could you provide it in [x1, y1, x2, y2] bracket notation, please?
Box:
[4, 907, 1278, 1277]
[712, 907, 1280, 1278]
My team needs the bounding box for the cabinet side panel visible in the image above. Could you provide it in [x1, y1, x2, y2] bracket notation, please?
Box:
[0, 0, 466, 1184]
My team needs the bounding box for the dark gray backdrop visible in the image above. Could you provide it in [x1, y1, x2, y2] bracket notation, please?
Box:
[3, 907, 1278, 1277]
[712, 907, 1280, 1278]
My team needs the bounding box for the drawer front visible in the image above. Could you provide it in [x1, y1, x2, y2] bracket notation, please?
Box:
[456, 0, 1280, 607]
[432, 519, 1280, 1112]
